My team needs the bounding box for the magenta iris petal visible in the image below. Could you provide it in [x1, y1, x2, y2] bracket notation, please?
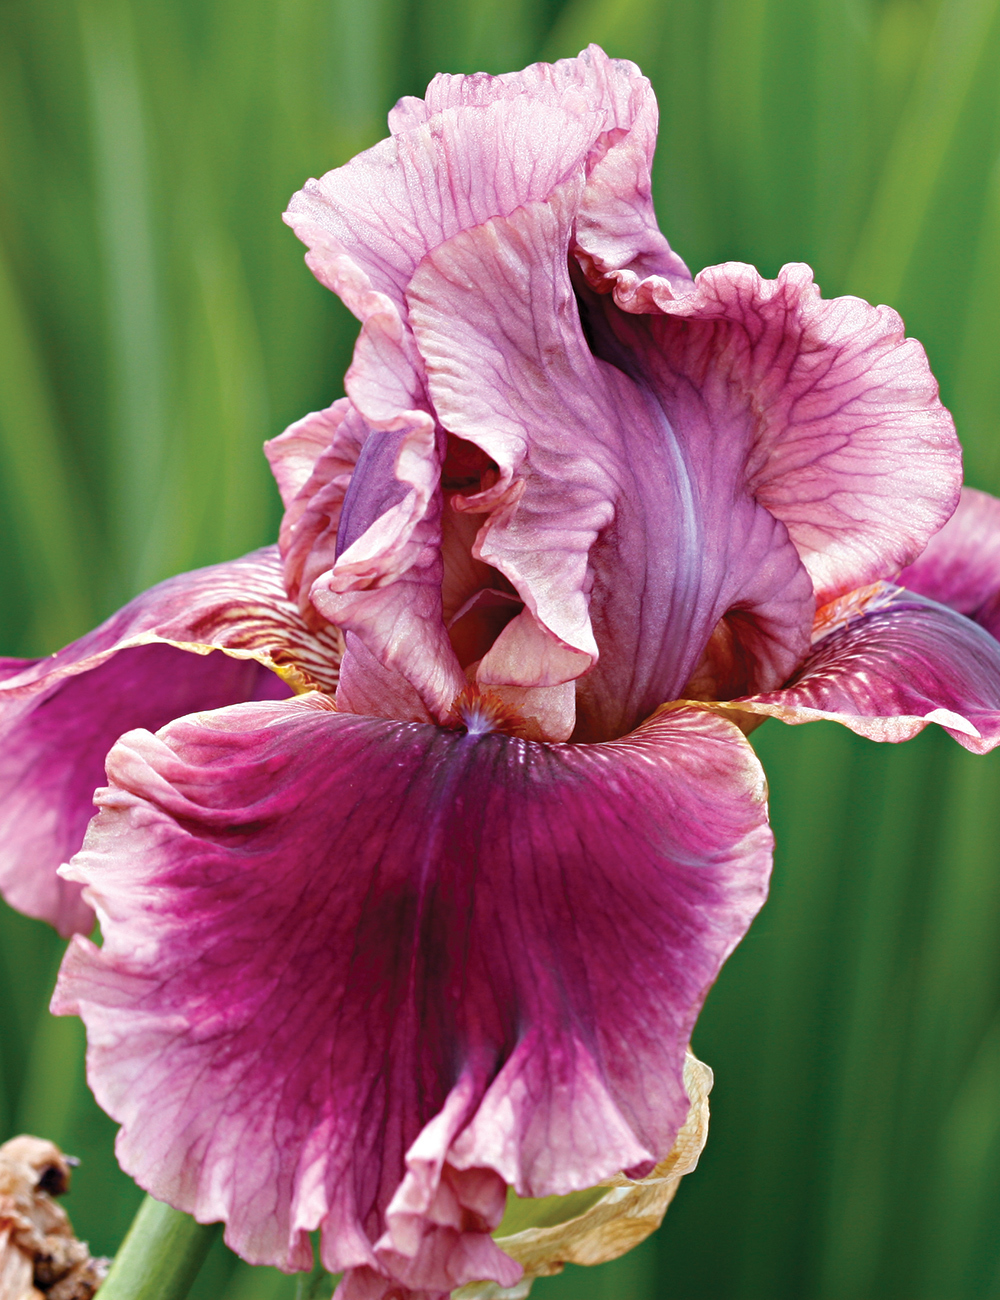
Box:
[0, 548, 337, 935]
[732, 587, 1000, 752]
[0, 647, 281, 937]
[899, 485, 1000, 637]
[54, 694, 771, 1294]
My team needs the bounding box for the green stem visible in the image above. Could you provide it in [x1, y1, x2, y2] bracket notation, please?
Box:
[99, 1195, 220, 1300]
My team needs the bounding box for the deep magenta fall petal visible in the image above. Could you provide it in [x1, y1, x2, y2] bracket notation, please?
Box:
[53, 694, 771, 1294]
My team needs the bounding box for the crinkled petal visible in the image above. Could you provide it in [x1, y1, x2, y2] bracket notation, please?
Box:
[53, 694, 771, 1296]
[899, 485, 1000, 637]
[320, 424, 467, 723]
[408, 189, 814, 738]
[281, 92, 609, 723]
[0, 548, 337, 934]
[265, 400, 356, 512]
[286, 96, 599, 319]
[265, 399, 365, 610]
[279, 47, 956, 741]
[586, 262, 960, 604]
[267, 401, 465, 723]
[387, 44, 692, 293]
[728, 586, 1000, 752]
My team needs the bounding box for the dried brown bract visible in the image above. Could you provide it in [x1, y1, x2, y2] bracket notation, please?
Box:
[0, 1136, 109, 1300]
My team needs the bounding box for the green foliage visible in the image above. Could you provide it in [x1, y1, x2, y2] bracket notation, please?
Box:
[1, 0, 999, 1296]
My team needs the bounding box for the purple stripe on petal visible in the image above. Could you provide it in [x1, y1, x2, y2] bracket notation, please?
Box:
[335, 429, 412, 559]
[899, 486, 1000, 638]
[0, 548, 337, 934]
[54, 694, 771, 1295]
[730, 587, 1000, 752]
[318, 426, 466, 724]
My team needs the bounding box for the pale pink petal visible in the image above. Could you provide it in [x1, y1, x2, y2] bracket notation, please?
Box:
[265, 401, 366, 617]
[899, 486, 1000, 637]
[54, 694, 771, 1295]
[408, 189, 814, 738]
[264, 401, 355, 512]
[319, 425, 466, 722]
[282, 96, 601, 717]
[387, 44, 692, 292]
[285, 96, 600, 319]
[729, 586, 1000, 752]
[590, 262, 960, 604]
[0, 548, 336, 934]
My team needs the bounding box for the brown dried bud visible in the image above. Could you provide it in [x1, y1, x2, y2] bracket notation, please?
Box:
[0, 1136, 110, 1299]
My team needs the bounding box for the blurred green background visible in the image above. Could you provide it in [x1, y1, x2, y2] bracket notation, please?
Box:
[1, 0, 999, 1296]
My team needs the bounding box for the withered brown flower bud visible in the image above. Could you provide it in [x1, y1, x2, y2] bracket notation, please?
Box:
[0, 1136, 109, 1299]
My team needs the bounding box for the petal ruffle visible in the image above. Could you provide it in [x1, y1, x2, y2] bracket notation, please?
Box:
[456, 1053, 712, 1299]
[387, 44, 692, 293]
[53, 694, 771, 1295]
[279, 50, 710, 733]
[899, 485, 1000, 637]
[0, 548, 338, 934]
[282, 82, 614, 725]
[727, 586, 1000, 752]
[585, 261, 960, 605]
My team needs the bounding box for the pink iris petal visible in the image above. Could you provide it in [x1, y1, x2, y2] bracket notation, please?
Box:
[899, 485, 1000, 637]
[585, 260, 960, 606]
[409, 187, 816, 740]
[279, 46, 959, 739]
[0, 548, 336, 935]
[265, 399, 366, 616]
[268, 400, 464, 724]
[283, 90, 609, 728]
[53, 694, 771, 1295]
[730, 586, 1000, 752]
[387, 44, 693, 293]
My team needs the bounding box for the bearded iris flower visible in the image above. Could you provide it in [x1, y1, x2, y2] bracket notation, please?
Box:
[2, 43, 1000, 1300]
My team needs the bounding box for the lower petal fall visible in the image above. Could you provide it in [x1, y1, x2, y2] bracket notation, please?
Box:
[0, 547, 338, 935]
[53, 695, 771, 1296]
[456, 1052, 713, 1299]
[729, 587, 1000, 752]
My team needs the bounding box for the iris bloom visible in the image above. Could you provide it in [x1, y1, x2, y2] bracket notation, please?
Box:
[2, 44, 1000, 1300]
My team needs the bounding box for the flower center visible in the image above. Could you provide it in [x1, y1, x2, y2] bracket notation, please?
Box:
[447, 685, 523, 736]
